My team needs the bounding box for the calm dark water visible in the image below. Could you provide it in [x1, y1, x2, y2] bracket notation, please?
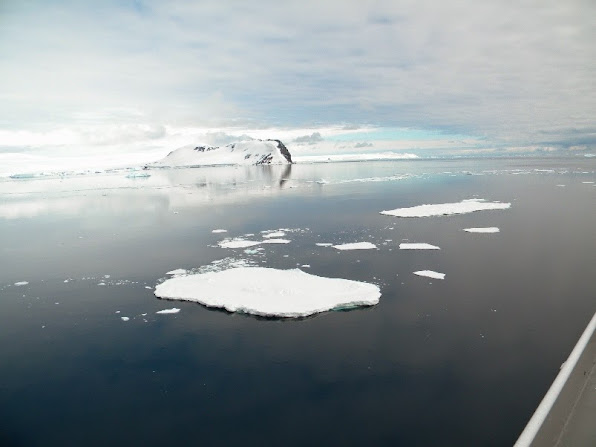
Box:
[1, 158, 595, 446]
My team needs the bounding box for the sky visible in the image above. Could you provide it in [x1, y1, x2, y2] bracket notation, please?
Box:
[1, 0, 595, 166]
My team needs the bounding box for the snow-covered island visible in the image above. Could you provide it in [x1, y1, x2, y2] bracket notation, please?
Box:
[150, 139, 293, 167]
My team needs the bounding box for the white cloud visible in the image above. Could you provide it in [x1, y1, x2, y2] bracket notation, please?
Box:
[0, 0, 594, 154]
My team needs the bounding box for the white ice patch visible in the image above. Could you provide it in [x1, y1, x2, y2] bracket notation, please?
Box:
[332, 242, 377, 251]
[211, 229, 228, 233]
[414, 270, 445, 280]
[166, 269, 187, 276]
[464, 227, 500, 233]
[218, 239, 262, 248]
[262, 231, 286, 238]
[121, 317, 130, 321]
[261, 238, 291, 244]
[156, 308, 181, 314]
[399, 243, 440, 250]
[380, 199, 511, 217]
[316, 243, 333, 247]
[14, 281, 28, 286]
[154, 267, 380, 318]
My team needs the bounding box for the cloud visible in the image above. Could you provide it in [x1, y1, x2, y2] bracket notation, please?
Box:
[293, 132, 324, 144]
[0, 0, 594, 152]
[354, 142, 373, 148]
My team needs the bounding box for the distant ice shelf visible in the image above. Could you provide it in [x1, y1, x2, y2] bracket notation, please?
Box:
[380, 199, 511, 217]
[154, 267, 380, 318]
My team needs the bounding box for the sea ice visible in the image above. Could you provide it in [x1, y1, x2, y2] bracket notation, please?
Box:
[399, 243, 440, 250]
[218, 239, 262, 248]
[166, 269, 187, 276]
[261, 238, 291, 244]
[414, 270, 445, 280]
[262, 231, 286, 238]
[464, 227, 500, 233]
[332, 242, 377, 250]
[156, 308, 181, 314]
[121, 317, 130, 321]
[211, 229, 228, 233]
[380, 199, 511, 217]
[14, 281, 28, 286]
[316, 243, 333, 247]
[154, 267, 380, 318]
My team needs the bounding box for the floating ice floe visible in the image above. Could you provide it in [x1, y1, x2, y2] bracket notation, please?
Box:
[261, 238, 291, 244]
[218, 239, 262, 248]
[156, 308, 180, 314]
[332, 242, 377, 251]
[414, 270, 445, 280]
[166, 268, 187, 276]
[14, 281, 29, 286]
[211, 229, 228, 233]
[399, 243, 440, 250]
[121, 317, 130, 321]
[154, 267, 380, 318]
[582, 181, 594, 184]
[316, 243, 333, 247]
[463, 227, 500, 233]
[262, 231, 286, 238]
[380, 199, 511, 217]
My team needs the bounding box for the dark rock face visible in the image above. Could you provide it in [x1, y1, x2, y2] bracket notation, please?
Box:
[268, 139, 293, 163]
[194, 146, 216, 153]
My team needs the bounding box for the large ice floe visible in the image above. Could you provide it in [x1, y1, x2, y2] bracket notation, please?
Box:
[151, 139, 292, 167]
[463, 227, 500, 233]
[380, 199, 510, 217]
[154, 267, 380, 318]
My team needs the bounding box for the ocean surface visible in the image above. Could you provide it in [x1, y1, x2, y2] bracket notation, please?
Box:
[1, 157, 595, 446]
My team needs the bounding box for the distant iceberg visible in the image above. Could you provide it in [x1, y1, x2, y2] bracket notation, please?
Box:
[154, 267, 380, 318]
[151, 139, 292, 167]
[399, 243, 440, 250]
[414, 270, 445, 280]
[380, 199, 511, 217]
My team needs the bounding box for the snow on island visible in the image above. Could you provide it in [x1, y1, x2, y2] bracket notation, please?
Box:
[151, 139, 292, 167]
[332, 242, 377, 250]
[463, 227, 500, 233]
[154, 267, 380, 318]
[414, 270, 445, 280]
[399, 243, 440, 250]
[380, 199, 511, 217]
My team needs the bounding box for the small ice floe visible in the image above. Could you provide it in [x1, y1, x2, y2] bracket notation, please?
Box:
[115, 311, 121, 313]
[14, 281, 29, 286]
[166, 268, 187, 276]
[582, 181, 594, 184]
[145, 286, 152, 289]
[380, 199, 510, 217]
[316, 243, 333, 247]
[556, 184, 566, 187]
[121, 317, 130, 321]
[301, 264, 311, 268]
[218, 239, 262, 249]
[463, 227, 500, 233]
[414, 270, 445, 280]
[156, 308, 180, 314]
[332, 242, 377, 251]
[154, 267, 380, 318]
[262, 231, 286, 238]
[244, 248, 262, 254]
[97, 282, 106, 286]
[104, 274, 111, 279]
[399, 243, 440, 250]
[261, 238, 291, 244]
[211, 229, 228, 233]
